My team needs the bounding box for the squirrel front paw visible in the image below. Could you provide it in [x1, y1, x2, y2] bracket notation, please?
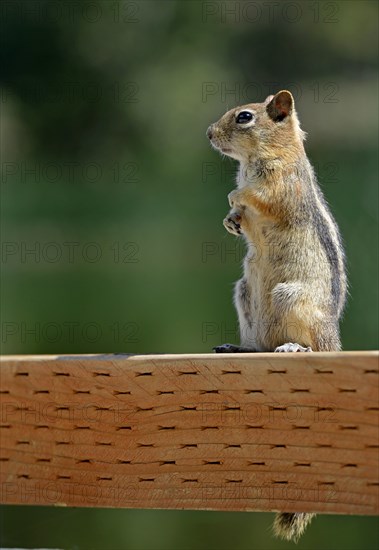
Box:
[223, 210, 243, 236]
[228, 188, 248, 208]
[228, 189, 240, 208]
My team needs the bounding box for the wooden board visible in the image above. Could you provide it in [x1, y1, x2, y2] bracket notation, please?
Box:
[0, 352, 378, 515]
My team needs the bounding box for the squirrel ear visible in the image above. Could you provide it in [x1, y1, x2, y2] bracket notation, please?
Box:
[266, 90, 294, 122]
[264, 94, 274, 104]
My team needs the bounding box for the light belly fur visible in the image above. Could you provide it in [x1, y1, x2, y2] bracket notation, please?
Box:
[234, 213, 328, 351]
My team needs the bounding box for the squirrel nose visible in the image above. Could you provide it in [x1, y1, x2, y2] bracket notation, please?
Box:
[206, 125, 213, 140]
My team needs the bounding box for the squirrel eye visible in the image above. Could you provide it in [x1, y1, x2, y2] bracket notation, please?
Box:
[236, 111, 254, 124]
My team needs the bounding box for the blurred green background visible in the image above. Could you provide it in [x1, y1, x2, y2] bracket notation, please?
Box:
[1, 1, 378, 549]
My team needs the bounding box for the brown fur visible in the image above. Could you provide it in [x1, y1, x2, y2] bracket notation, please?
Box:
[207, 91, 347, 540]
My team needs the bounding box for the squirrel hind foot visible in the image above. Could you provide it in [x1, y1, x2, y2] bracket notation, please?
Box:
[213, 344, 255, 353]
[275, 342, 312, 353]
[273, 512, 316, 542]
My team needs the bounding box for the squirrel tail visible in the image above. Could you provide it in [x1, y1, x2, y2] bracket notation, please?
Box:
[273, 512, 316, 542]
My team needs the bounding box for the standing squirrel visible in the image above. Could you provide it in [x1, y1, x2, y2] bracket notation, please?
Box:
[206, 91, 347, 541]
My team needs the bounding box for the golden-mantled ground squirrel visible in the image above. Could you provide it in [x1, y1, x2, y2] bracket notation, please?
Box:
[206, 91, 347, 541]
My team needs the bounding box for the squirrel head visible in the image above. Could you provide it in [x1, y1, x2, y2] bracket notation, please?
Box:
[206, 90, 305, 164]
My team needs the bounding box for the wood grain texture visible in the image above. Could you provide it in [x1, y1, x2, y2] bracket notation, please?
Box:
[0, 352, 378, 515]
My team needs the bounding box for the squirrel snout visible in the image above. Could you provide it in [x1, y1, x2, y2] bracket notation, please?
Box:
[206, 125, 213, 140]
